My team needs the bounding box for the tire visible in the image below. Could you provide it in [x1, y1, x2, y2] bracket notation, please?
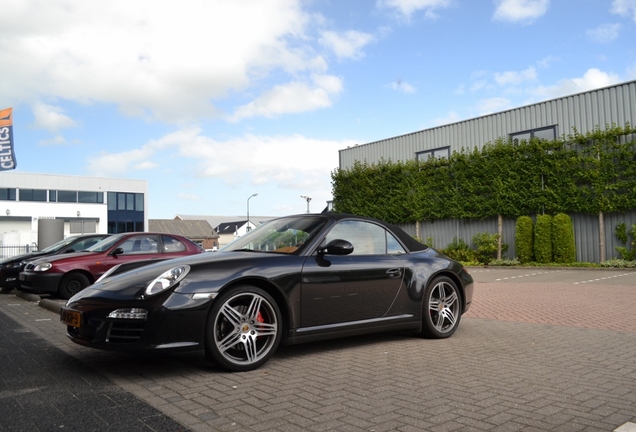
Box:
[418, 275, 461, 339]
[0, 286, 14, 294]
[58, 273, 90, 300]
[205, 285, 282, 372]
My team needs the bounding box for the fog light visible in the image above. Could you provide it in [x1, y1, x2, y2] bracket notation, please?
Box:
[108, 308, 148, 320]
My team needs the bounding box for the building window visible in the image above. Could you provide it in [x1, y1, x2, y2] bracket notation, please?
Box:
[78, 191, 104, 203]
[510, 126, 556, 144]
[107, 191, 145, 234]
[416, 146, 450, 161]
[19, 189, 47, 202]
[55, 190, 78, 202]
[0, 188, 17, 201]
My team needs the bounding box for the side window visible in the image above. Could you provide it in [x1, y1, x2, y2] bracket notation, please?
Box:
[162, 235, 187, 252]
[324, 221, 387, 255]
[387, 232, 406, 254]
[118, 235, 159, 254]
[72, 237, 103, 252]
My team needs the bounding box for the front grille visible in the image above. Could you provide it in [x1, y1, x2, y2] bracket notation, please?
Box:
[24, 263, 35, 271]
[106, 321, 146, 344]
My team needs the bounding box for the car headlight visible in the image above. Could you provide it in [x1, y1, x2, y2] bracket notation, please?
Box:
[5, 262, 23, 269]
[33, 263, 52, 272]
[145, 265, 190, 296]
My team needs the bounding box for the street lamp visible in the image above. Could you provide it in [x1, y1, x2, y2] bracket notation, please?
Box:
[300, 195, 312, 213]
[246, 193, 258, 231]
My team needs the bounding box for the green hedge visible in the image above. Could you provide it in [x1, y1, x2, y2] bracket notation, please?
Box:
[515, 216, 534, 263]
[534, 214, 553, 264]
[331, 123, 636, 222]
[552, 213, 576, 263]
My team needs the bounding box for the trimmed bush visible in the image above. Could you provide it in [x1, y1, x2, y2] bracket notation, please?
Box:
[473, 232, 508, 264]
[515, 216, 534, 263]
[440, 237, 477, 263]
[534, 214, 553, 264]
[552, 213, 576, 263]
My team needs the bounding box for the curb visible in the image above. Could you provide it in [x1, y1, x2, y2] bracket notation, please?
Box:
[13, 290, 64, 315]
[15, 290, 41, 303]
[39, 298, 63, 314]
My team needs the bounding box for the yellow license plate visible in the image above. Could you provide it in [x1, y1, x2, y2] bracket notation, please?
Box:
[60, 309, 81, 327]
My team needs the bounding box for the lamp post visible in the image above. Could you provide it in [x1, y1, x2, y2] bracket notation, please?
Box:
[246, 193, 258, 231]
[300, 195, 312, 213]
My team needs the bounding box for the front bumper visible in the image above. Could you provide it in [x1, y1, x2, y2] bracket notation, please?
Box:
[63, 290, 212, 354]
[19, 271, 64, 294]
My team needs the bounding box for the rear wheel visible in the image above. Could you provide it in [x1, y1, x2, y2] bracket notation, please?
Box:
[418, 275, 461, 338]
[58, 273, 90, 300]
[0, 286, 13, 294]
[205, 285, 282, 372]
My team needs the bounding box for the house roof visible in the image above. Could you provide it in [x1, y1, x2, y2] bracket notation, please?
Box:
[148, 219, 218, 239]
[174, 215, 278, 230]
[215, 220, 247, 235]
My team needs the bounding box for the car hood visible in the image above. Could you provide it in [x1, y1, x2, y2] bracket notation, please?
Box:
[28, 251, 101, 265]
[0, 251, 47, 264]
[79, 251, 295, 298]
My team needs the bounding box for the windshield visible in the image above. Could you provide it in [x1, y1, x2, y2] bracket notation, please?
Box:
[222, 216, 327, 254]
[86, 234, 125, 252]
[40, 236, 80, 253]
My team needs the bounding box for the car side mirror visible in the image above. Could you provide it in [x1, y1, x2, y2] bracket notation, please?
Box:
[317, 239, 354, 256]
[112, 247, 125, 256]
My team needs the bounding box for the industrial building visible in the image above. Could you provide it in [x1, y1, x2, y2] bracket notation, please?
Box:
[337, 79, 636, 263]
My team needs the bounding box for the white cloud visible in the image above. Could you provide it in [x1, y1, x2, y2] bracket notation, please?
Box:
[431, 111, 461, 126]
[31, 102, 78, 133]
[532, 68, 621, 100]
[86, 128, 357, 193]
[376, 0, 453, 20]
[86, 127, 190, 176]
[494, 67, 537, 86]
[0, 0, 348, 123]
[586, 23, 621, 43]
[611, 0, 636, 22]
[476, 97, 512, 115]
[177, 193, 201, 202]
[230, 74, 343, 121]
[493, 0, 549, 23]
[38, 135, 68, 146]
[387, 79, 417, 93]
[320, 30, 374, 61]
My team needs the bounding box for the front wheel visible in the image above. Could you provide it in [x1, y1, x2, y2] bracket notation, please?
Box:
[418, 275, 462, 339]
[205, 286, 282, 372]
[58, 272, 90, 300]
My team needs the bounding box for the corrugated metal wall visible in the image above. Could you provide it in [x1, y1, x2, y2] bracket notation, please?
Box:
[396, 209, 636, 263]
[339, 79, 636, 169]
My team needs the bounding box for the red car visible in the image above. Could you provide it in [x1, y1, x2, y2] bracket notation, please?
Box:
[19, 232, 205, 299]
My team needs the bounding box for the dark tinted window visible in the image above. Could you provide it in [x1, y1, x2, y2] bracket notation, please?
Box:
[19, 189, 47, 202]
[0, 188, 16, 201]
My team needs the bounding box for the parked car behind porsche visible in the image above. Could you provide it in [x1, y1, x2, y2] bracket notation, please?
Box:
[0, 234, 110, 294]
[20, 232, 205, 299]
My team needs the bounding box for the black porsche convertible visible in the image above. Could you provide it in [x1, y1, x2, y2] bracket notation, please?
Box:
[62, 213, 474, 371]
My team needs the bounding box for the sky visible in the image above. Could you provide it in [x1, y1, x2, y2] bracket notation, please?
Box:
[2, 0, 636, 219]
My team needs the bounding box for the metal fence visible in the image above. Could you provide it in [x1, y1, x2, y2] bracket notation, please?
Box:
[0, 244, 36, 261]
[396, 209, 636, 263]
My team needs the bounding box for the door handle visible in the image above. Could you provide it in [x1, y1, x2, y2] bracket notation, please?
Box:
[386, 268, 402, 278]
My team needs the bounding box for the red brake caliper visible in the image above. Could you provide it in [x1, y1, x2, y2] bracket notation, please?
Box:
[256, 311, 265, 323]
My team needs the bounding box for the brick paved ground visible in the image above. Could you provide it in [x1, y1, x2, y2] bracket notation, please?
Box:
[1, 268, 635, 431]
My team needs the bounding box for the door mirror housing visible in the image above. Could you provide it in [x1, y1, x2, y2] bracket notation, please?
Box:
[317, 239, 354, 256]
[112, 247, 124, 256]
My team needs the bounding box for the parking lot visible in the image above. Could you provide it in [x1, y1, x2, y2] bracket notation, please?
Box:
[1, 267, 636, 431]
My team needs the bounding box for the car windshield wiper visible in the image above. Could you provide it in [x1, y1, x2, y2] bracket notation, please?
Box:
[231, 248, 263, 253]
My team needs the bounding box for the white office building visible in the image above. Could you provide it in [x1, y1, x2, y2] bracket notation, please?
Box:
[0, 172, 147, 252]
